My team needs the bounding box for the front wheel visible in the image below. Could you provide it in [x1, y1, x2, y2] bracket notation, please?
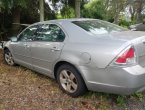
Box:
[4, 49, 15, 66]
[56, 64, 87, 97]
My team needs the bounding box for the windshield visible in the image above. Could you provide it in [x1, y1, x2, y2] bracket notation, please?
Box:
[72, 20, 127, 35]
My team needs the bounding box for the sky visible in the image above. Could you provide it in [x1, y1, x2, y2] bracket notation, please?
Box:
[45, 0, 54, 10]
[45, 0, 63, 13]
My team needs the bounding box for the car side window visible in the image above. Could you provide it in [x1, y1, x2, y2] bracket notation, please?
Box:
[34, 24, 65, 42]
[18, 25, 39, 41]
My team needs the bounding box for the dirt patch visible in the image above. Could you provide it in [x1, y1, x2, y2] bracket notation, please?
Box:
[0, 49, 145, 110]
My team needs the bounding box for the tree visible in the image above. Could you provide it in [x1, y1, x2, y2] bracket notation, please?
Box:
[82, 0, 107, 19]
[40, 0, 44, 21]
[135, 0, 144, 23]
[129, 2, 136, 21]
[128, 0, 145, 23]
[56, 0, 87, 18]
[0, 0, 57, 40]
[107, 0, 128, 24]
[0, 0, 27, 34]
[75, 0, 81, 18]
[60, 6, 75, 18]
[82, 0, 130, 24]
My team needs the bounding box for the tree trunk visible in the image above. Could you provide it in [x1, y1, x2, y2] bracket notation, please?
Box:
[135, 0, 143, 23]
[75, 0, 81, 18]
[11, 7, 20, 35]
[129, 5, 136, 21]
[40, 0, 44, 21]
[114, 14, 119, 24]
[113, 6, 119, 24]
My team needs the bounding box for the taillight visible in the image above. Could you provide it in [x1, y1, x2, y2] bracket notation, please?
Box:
[114, 46, 136, 65]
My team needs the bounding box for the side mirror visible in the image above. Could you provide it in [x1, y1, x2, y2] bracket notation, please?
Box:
[10, 36, 17, 42]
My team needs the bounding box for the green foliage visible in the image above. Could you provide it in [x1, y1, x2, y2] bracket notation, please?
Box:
[83, 92, 128, 108]
[56, 14, 63, 19]
[60, 6, 75, 18]
[12, 0, 27, 8]
[82, 0, 106, 19]
[133, 92, 144, 101]
[20, 0, 39, 24]
[81, 0, 131, 24]
[1, 0, 27, 12]
[0, 0, 56, 39]
[119, 19, 131, 27]
[58, 0, 86, 9]
[116, 96, 127, 106]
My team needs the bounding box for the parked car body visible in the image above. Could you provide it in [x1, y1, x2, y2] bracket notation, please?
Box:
[129, 23, 145, 31]
[0, 41, 2, 48]
[0, 41, 6, 48]
[3, 18, 145, 97]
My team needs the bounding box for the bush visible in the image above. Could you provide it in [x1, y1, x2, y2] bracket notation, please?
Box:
[119, 19, 131, 28]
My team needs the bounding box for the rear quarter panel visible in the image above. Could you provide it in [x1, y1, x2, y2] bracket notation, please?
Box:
[59, 39, 129, 69]
[58, 21, 129, 68]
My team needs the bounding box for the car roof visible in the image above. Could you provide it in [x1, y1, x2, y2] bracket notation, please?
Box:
[34, 18, 96, 25]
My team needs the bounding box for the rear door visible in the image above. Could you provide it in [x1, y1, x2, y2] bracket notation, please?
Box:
[31, 24, 66, 75]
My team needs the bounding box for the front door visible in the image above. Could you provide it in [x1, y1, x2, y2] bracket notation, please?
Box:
[10, 25, 38, 68]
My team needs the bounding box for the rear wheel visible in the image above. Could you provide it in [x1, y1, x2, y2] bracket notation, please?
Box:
[56, 64, 87, 97]
[4, 49, 15, 66]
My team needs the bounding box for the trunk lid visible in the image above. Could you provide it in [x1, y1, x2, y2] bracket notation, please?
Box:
[102, 31, 145, 41]
[99, 31, 145, 67]
[110, 31, 145, 67]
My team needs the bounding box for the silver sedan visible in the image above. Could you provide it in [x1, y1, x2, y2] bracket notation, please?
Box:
[3, 18, 145, 97]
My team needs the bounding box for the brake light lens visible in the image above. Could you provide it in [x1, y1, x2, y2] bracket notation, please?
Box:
[115, 46, 136, 65]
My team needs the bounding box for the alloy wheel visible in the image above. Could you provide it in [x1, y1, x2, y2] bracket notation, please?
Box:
[5, 51, 14, 65]
[59, 70, 78, 93]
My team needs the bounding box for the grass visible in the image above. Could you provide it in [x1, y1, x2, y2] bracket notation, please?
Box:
[0, 49, 145, 110]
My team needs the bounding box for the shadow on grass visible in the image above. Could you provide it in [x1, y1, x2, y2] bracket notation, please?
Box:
[17, 65, 56, 82]
[82, 90, 144, 107]
[1, 55, 145, 108]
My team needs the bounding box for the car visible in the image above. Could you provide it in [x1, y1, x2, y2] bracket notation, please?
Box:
[3, 18, 145, 97]
[129, 22, 145, 31]
[0, 41, 2, 48]
[0, 41, 5, 48]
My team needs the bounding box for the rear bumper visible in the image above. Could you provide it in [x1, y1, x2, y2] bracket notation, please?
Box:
[79, 65, 145, 95]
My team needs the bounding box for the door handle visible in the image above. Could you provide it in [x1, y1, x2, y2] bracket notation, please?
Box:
[51, 46, 61, 51]
[24, 44, 30, 48]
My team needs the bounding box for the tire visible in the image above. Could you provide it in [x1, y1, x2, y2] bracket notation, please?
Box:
[56, 64, 87, 97]
[4, 49, 15, 66]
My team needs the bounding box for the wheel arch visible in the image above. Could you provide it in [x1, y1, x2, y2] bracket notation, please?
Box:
[54, 61, 75, 78]
[53, 61, 86, 83]
[3, 47, 9, 51]
[53, 61, 88, 90]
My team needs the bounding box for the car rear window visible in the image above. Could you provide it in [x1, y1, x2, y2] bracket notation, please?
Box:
[72, 20, 127, 35]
